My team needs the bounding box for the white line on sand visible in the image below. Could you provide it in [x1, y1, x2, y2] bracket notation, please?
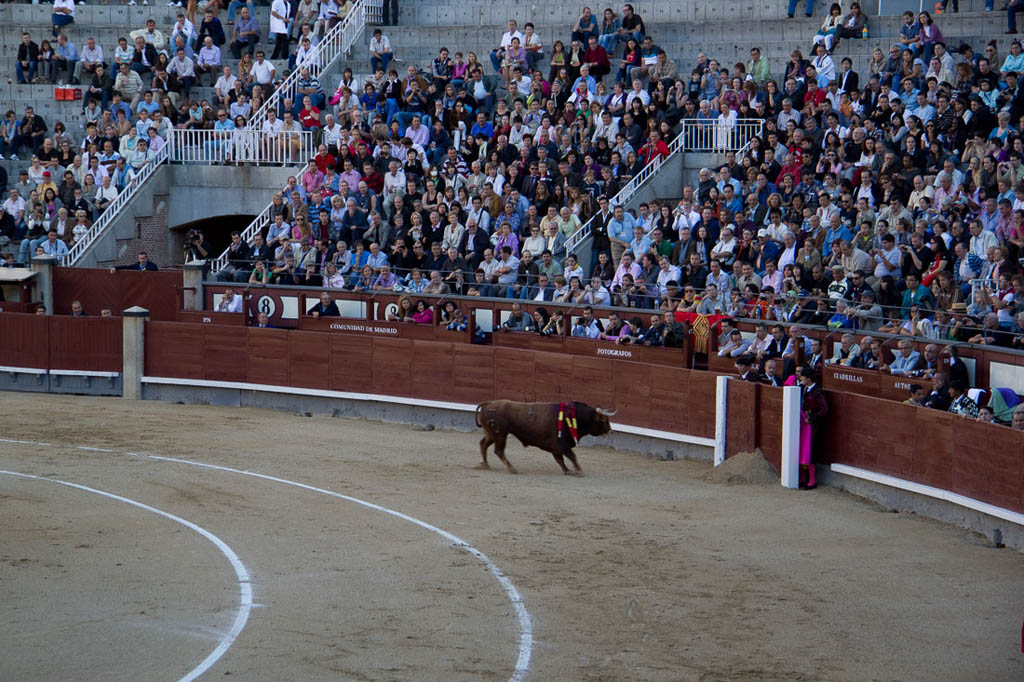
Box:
[0, 469, 253, 682]
[0, 437, 535, 682]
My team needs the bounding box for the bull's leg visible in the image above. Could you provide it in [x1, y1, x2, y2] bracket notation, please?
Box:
[493, 433, 517, 474]
[476, 433, 493, 469]
[551, 451, 572, 475]
[565, 448, 582, 474]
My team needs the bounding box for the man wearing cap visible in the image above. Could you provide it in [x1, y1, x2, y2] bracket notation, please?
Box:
[36, 170, 58, 199]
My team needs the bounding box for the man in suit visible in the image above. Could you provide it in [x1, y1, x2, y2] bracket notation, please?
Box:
[112, 251, 159, 272]
[735, 355, 761, 382]
[458, 218, 490, 269]
[838, 57, 859, 94]
[307, 291, 340, 318]
[884, 339, 922, 376]
[217, 231, 252, 282]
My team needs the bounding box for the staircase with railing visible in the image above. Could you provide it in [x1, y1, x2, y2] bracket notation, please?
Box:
[247, 0, 382, 131]
[62, 143, 171, 267]
[564, 119, 764, 261]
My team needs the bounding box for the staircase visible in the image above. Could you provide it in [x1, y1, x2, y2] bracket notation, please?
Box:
[565, 120, 763, 274]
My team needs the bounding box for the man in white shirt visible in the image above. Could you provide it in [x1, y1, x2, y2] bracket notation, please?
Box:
[369, 28, 393, 74]
[270, 0, 290, 60]
[214, 65, 237, 107]
[251, 50, 276, 89]
[215, 287, 244, 313]
[75, 37, 104, 84]
[488, 19, 523, 73]
[382, 160, 406, 216]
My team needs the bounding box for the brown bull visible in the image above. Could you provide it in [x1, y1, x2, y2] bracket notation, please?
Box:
[474, 400, 616, 475]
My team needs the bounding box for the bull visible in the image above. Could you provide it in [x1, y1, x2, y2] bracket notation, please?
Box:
[474, 400, 616, 475]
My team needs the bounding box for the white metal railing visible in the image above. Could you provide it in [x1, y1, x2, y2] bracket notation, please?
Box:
[677, 118, 764, 153]
[167, 128, 315, 165]
[62, 143, 171, 266]
[565, 119, 764, 254]
[247, 0, 381, 131]
[211, 199, 274, 273]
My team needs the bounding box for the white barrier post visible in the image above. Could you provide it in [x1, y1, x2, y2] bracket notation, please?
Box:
[122, 306, 149, 400]
[714, 375, 728, 466]
[780, 385, 802, 488]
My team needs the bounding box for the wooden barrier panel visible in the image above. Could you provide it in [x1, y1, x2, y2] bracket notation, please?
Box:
[246, 327, 291, 387]
[48, 316, 121, 372]
[288, 330, 331, 391]
[144, 321, 206, 379]
[176, 310, 246, 325]
[329, 333, 373, 393]
[203, 325, 249, 383]
[725, 379, 757, 458]
[879, 372, 935, 402]
[757, 386, 783, 471]
[688, 372, 719, 439]
[951, 419, 1024, 513]
[54, 268, 181, 320]
[451, 345, 497, 405]
[821, 365, 880, 397]
[0, 312, 48, 369]
[410, 340, 455, 401]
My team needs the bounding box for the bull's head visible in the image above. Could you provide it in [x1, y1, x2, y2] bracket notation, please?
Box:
[591, 406, 616, 436]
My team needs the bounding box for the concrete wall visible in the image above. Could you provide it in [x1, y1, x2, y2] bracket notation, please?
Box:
[74, 164, 292, 268]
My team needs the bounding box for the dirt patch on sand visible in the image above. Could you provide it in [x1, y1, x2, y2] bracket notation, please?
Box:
[700, 449, 780, 486]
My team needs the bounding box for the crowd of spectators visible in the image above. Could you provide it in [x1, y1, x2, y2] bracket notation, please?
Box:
[208, 5, 1024, 351]
[2, 2, 1024, 421]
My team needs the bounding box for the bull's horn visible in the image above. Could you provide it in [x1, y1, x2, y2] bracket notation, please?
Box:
[596, 407, 618, 417]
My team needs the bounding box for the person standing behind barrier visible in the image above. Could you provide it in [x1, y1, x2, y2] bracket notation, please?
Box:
[798, 365, 828, 489]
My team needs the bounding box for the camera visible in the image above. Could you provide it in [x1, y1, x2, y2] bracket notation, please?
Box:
[186, 229, 201, 244]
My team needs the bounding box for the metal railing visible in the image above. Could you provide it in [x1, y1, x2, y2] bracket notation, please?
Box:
[168, 128, 316, 165]
[677, 118, 764, 153]
[565, 119, 764, 255]
[211, 197, 276, 274]
[246, 0, 381, 131]
[62, 143, 171, 266]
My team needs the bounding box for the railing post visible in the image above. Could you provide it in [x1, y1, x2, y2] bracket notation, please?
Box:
[714, 375, 729, 466]
[780, 385, 802, 488]
[30, 254, 57, 314]
[183, 261, 206, 311]
[122, 306, 149, 400]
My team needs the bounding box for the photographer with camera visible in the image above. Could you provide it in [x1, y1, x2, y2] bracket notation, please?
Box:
[183, 228, 212, 266]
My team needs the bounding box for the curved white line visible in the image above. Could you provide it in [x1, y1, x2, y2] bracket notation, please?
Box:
[0, 470, 253, 682]
[0, 437, 535, 682]
[140, 454, 535, 682]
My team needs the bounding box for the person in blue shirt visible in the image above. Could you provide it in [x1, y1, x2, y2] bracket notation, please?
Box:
[607, 204, 638, 265]
[822, 216, 852, 260]
[54, 34, 77, 84]
[470, 111, 494, 139]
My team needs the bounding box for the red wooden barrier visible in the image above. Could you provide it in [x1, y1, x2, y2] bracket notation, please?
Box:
[822, 391, 1024, 514]
[48, 315, 121, 372]
[0, 313, 48, 369]
[54, 268, 181, 320]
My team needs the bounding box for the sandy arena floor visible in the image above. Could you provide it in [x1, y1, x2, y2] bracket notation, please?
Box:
[1, 393, 1022, 682]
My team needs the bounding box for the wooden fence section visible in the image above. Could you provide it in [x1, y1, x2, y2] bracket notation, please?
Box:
[822, 391, 1024, 514]
[53, 268, 182, 320]
[143, 321, 718, 440]
[0, 312, 122, 372]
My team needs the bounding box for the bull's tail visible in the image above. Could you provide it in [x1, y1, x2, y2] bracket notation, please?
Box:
[474, 403, 484, 427]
